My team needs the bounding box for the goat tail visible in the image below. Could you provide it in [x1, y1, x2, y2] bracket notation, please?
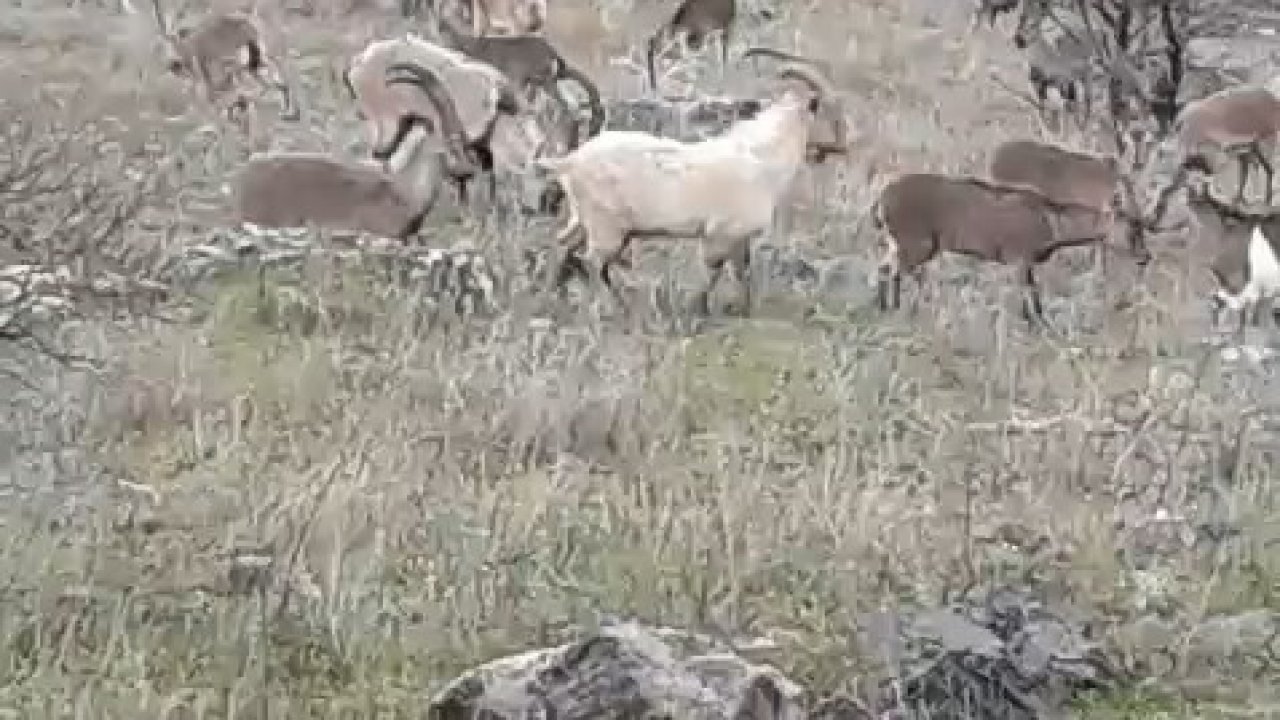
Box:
[558, 61, 605, 139]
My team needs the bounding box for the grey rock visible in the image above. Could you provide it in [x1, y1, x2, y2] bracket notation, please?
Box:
[427, 621, 806, 719]
[863, 588, 1118, 720]
[605, 97, 764, 142]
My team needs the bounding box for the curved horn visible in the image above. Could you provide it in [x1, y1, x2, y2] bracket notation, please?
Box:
[740, 47, 833, 77]
[772, 59, 849, 160]
[384, 61, 478, 175]
[776, 62, 833, 98]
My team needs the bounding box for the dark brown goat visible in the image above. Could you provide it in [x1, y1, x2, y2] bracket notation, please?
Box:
[645, 0, 736, 92]
[431, 6, 605, 150]
[989, 139, 1122, 216]
[872, 173, 1148, 324]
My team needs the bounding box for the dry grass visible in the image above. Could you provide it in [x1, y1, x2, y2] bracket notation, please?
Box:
[0, 0, 1276, 717]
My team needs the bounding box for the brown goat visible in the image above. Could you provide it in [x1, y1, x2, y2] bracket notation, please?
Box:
[989, 139, 1121, 216]
[229, 124, 447, 239]
[148, 0, 297, 126]
[872, 173, 1148, 325]
[1171, 85, 1280, 205]
[431, 7, 604, 150]
[645, 0, 736, 92]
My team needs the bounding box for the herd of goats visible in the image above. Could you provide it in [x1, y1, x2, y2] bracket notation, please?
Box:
[101, 0, 1280, 330]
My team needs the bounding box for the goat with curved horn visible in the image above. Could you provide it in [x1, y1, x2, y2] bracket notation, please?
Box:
[381, 62, 483, 181]
[533, 44, 844, 318]
[743, 48, 849, 161]
[147, 0, 297, 126]
[347, 34, 551, 213]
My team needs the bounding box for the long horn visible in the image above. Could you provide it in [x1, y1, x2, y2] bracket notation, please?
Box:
[384, 62, 478, 175]
[775, 61, 833, 98]
[740, 47, 832, 77]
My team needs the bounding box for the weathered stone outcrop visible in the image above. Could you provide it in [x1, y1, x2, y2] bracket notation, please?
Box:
[427, 620, 808, 719]
[604, 97, 764, 141]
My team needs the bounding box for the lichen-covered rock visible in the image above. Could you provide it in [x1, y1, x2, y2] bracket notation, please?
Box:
[605, 97, 764, 142]
[858, 587, 1119, 719]
[427, 620, 807, 719]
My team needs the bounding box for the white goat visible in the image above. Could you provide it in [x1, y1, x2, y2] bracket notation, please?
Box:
[534, 53, 846, 316]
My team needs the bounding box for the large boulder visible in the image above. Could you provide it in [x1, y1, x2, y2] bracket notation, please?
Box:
[427, 620, 809, 719]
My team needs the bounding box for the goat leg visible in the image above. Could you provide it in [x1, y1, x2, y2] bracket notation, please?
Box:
[600, 257, 631, 313]
[874, 267, 895, 311]
[907, 266, 928, 317]
[1235, 153, 1252, 205]
[1019, 262, 1048, 327]
[645, 34, 663, 92]
[719, 25, 732, 76]
[727, 238, 753, 317]
[245, 63, 297, 121]
[1209, 295, 1225, 330]
[693, 260, 724, 317]
[453, 177, 471, 209]
[1250, 295, 1273, 329]
[1253, 145, 1275, 205]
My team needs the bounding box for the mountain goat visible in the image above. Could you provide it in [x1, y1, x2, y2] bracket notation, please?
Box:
[1166, 84, 1280, 205]
[872, 173, 1146, 326]
[429, 4, 605, 151]
[534, 52, 847, 317]
[148, 0, 297, 127]
[344, 34, 550, 211]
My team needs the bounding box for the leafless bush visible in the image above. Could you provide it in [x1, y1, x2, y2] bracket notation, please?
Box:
[0, 101, 164, 378]
[1005, 0, 1193, 151]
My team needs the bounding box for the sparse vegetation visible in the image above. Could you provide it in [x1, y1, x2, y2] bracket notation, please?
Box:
[0, 0, 1276, 717]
